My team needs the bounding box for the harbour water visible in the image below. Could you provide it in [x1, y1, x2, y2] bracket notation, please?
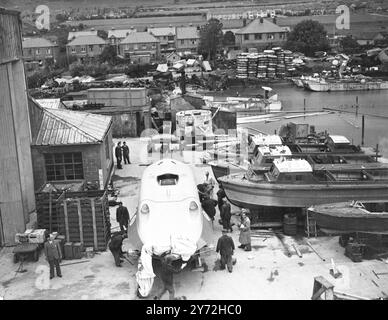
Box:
[211, 83, 388, 155]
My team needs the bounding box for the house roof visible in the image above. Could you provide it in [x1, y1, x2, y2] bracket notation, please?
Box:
[108, 29, 136, 39]
[66, 35, 106, 47]
[176, 27, 199, 40]
[221, 19, 245, 29]
[120, 32, 159, 44]
[235, 19, 286, 35]
[149, 27, 176, 37]
[22, 37, 57, 48]
[68, 30, 98, 41]
[32, 102, 112, 146]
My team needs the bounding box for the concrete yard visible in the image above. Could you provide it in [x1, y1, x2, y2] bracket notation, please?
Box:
[1, 138, 388, 300]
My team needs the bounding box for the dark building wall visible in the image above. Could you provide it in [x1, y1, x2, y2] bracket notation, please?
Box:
[212, 109, 237, 133]
[31, 135, 113, 191]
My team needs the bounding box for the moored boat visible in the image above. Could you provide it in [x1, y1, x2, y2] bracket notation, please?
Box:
[309, 201, 388, 234]
[219, 158, 388, 209]
[304, 78, 388, 92]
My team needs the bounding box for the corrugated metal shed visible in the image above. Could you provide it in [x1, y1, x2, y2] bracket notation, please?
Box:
[36, 99, 65, 109]
[33, 107, 112, 146]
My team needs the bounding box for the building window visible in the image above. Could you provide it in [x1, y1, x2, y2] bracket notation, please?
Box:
[134, 44, 138, 50]
[89, 45, 93, 51]
[99, 45, 103, 51]
[267, 33, 274, 40]
[244, 34, 249, 40]
[47, 48, 51, 54]
[71, 47, 76, 53]
[44, 152, 84, 181]
[181, 40, 184, 45]
[168, 36, 174, 41]
[152, 44, 156, 49]
[81, 47, 86, 53]
[36, 49, 40, 54]
[142, 45, 147, 50]
[255, 34, 262, 40]
[191, 40, 195, 45]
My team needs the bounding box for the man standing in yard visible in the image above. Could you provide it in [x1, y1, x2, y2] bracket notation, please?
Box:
[44, 234, 62, 279]
[221, 199, 232, 232]
[216, 229, 235, 273]
[238, 210, 251, 251]
[109, 232, 127, 267]
[203, 171, 216, 199]
[116, 202, 130, 232]
[122, 141, 131, 164]
[115, 141, 123, 169]
[217, 186, 226, 212]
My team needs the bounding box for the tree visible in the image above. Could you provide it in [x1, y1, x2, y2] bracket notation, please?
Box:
[340, 36, 361, 54]
[198, 18, 224, 62]
[97, 30, 108, 40]
[99, 45, 117, 64]
[285, 20, 330, 57]
[223, 31, 235, 46]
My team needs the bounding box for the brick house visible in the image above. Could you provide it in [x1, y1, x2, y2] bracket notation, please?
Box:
[119, 32, 160, 63]
[148, 27, 176, 59]
[66, 35, 107, 62]
[28, 98, 114, 191]
[176, 27, 200, 54]
[67, 30, 98, 42]
[107, 28, 136, 53]
[22, 37, 59, 70]
[235, 18, 288, 50]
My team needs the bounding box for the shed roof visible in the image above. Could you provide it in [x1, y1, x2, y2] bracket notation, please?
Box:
[36, 99, 65, 109]
[32, 101, 112, 146]
[235, 19, 285, 35]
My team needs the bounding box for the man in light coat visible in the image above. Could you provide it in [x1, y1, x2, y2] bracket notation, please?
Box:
[238, 210, 251, 251]
[44, 234, 62, 279]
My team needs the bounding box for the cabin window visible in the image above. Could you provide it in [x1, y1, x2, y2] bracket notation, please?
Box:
[157, 174, 179, 186]
[295, 175, 303, 181]
[44, 152, 84, 181]
[244, 34, 249, 40]
[255, 33, 262, 40]
[285, 175, 292, 182]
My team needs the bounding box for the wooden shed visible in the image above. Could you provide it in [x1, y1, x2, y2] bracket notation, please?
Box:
[0, 8, 36, 246]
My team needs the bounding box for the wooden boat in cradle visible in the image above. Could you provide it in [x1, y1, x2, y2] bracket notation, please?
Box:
[308, 201, 388, 234]
[218, 158, 388, 209]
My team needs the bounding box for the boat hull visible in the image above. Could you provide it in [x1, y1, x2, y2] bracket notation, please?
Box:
[209, 162, 245, 182]
[219, 174, 388, 208]
[305, 80, 388, 92]
[309, 203, 388, 233]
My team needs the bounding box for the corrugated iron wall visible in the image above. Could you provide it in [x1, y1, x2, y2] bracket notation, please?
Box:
[0, 9, 36, 246]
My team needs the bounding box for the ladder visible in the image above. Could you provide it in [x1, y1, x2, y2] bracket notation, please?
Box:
[305, 209, 317, 238]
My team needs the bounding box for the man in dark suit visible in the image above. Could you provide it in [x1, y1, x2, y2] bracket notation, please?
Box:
[116, 202, 130, 232]
[217, 187, 226, 212]
[221, 199, 232, 232]
[216, 229, 235, 273]
[122, 141, 131, 164]
[115, 142, 123, 169]
[44, 234, 62, 279]
[109, 232, 127, 267]
[201, 195, 217, 226]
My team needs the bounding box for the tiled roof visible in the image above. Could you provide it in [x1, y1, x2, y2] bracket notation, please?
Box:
[32, 102, 112, 146]
[235, 19, 285, 35]
[221, 19, 245, 29]
[108, 29, 136, 39]
[22, 37, 57, 48]
[176, 27, 199, 40]
[149, 27, 176, 37]
[68, 30, 98, 41]
[67, 35, 106, 46]
[120, 32, 159, 44]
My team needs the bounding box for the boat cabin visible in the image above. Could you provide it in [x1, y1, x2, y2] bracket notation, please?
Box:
[248, 134, 283, 156]
[264, 159, 316, 183]
[325, 135, 361, 153]
[251, 145, 292, 170]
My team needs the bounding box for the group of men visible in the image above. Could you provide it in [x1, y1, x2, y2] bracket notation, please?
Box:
[115, 141, 131, 169]
[198, 171, 252, 273]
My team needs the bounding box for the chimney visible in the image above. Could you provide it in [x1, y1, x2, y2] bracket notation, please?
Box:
[111, 27, 115, 30]
[130, 26, 134, 30]
[91, 27, 95, 31]
[169, 24, 172, 28]
[189, 23, 193, 27]
[273, 17, 277, 24]
[243, 18, 247, 27]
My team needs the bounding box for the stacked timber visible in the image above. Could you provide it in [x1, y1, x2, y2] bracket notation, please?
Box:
[236, 53, 249, 79]
[247, 54, 258, 79]
[36, 189, 111, 251]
